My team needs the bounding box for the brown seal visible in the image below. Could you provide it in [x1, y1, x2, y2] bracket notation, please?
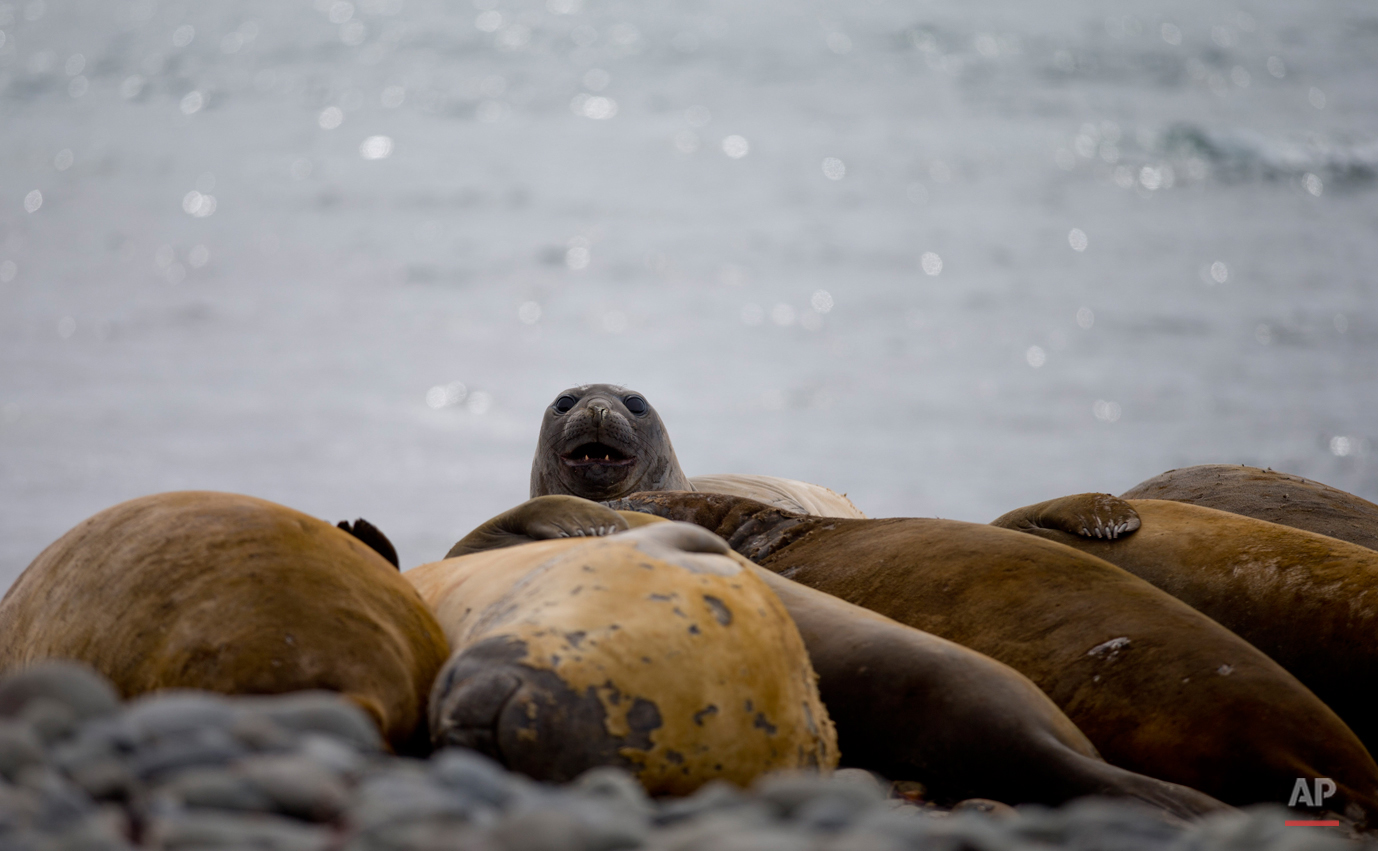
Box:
[1121, 464, 1378, 552]
[0, 491, 450, 753]
[993, 492, 1378, 759]
[409, 519, 837, 795]
[444, 497, 1226, 816]
[529, 384, 864, 517]
[608, 490, 1378, 824]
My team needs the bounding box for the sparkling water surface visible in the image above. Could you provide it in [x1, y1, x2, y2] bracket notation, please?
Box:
[2, 0, 1376, 583]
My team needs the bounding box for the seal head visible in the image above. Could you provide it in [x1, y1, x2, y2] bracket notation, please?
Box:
[530, 384, 692, 501]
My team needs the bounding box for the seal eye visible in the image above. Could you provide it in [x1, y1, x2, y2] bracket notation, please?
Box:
[623, 395, 648, 416]
[553, 395, 577, 414]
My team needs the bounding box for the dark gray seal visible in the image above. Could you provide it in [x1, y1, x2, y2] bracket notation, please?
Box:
[530, 384, 692, 501]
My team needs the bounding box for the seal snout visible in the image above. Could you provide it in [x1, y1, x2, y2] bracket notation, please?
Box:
[560, 441, 635, 468]
[557, 399, 640, 471]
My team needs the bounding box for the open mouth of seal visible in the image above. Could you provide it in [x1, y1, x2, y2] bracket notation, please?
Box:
[561, 442, 635, 468]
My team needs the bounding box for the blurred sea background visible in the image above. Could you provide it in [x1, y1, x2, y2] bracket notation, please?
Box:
[2, 0, 1376, 584]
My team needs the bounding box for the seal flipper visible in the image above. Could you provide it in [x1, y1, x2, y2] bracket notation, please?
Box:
[991, 493, 1141, 540]
[337, 518, 400, 568]
[445, 495, 629, 558]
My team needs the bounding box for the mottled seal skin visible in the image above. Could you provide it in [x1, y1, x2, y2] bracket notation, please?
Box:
[1121, 464, 1378, 553]
[610, 491, 1378, 824]
[530, 384, 693, 501]
[408, 521, 837, 795]
[994, 493, 1378, 760]
[0, 491, 451, 754]
[442, 497, 1225, 815]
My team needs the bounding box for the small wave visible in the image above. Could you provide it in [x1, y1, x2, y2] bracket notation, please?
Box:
[1161, 123, 1378, 185]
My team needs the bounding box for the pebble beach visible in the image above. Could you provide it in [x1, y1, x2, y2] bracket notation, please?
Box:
[0, 663, 1367, 851]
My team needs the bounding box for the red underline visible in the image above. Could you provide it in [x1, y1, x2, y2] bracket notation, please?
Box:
[1285, 820, 1340, 827]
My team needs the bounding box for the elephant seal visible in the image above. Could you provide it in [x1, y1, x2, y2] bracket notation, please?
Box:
[607, 491, 1378, 824]
[530, 384, 694, 501]
[688, 474, 865, 518]
[993, 492, 1378, 758]
[441, 497, 1227, 816]
[529, 385, 863, 517]
[0, 491, 450, 753]
[1121, 464, 1378, 553]
[407, 518, 837, 795]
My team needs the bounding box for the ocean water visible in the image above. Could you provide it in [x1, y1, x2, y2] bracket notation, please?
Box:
[2, 0, 1376, 584]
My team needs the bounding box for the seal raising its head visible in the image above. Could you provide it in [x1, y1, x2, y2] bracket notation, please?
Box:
[530, 384, 692, 501]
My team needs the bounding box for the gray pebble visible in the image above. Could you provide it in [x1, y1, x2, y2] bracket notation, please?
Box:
[490, 806, 648, 851]
[342, 819, 499, 851]
[643, 810, 778, 851]
[753, 772, 884, 822]
[430, 748, 524, 809]
[488, 809, 588, 851]
[236, 753, 351, 822]
[0, 663, 120, 726]
[63, 759, 137, 803]
[50, 719, 133, 773]
[527, 795, 650, 851]
[1013, 798, 1183, 849]
[951, 798, 1018, 820]
[226, 710, 297, 753]
[146, 809, 333, 851]
[295, 733, 365, 778]
[0, 720, 48, 782]
[351, 768, 488, 831]
[20, 698, 81, 745]
[653, 781, 753, 827]
[646, 817, 813, 851]
[155, 749, 355, 820]
[0, 781, 46, 828]
[156, 766, 277, 814]
[233, 692, 383, 753]
[121, 692, 238, 741]
[794, 794, 870, 833]
[812, 829, 910, 851]
[128, 725, 246, 780]
[1183, 805, 1360, 851]
[45, 806, 135, 851]
[572, 767, 653, 819]
[847, 807, 948, 848]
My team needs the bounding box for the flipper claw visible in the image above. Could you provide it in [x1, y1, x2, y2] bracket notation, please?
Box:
[992, 493, 1141, 541]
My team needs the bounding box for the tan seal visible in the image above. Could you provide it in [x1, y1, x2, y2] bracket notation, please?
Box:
[994, 491, 1378, 759]
[0, 491, 450, 753]
[1122, 464, 1378, 552]
[529, 384, 863, 517]
[410, 517, 837, 795]
[444, 496, 1226, 816]
[610, 490, 1378, 824]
